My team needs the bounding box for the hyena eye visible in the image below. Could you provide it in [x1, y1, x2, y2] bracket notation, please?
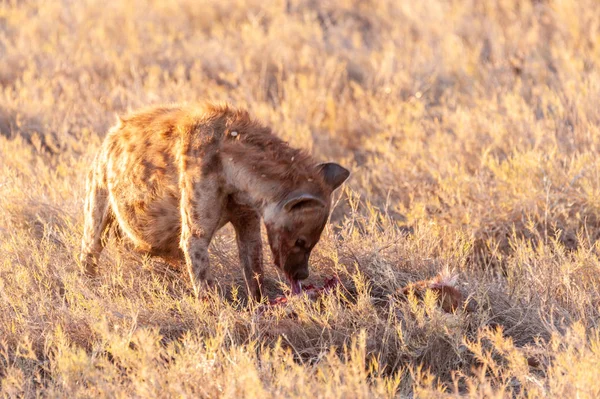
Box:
[295, 238, 306, 248]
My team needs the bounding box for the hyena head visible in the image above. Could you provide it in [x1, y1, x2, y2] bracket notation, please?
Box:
[263, 163, 350, 294]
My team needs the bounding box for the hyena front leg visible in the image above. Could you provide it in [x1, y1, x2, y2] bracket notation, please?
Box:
[179, 175, 224, 298]
[80, 166, 113, 276]
[230, 207, 264, 302]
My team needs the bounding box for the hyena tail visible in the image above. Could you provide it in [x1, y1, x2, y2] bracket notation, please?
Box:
[80, 161, 114, 276]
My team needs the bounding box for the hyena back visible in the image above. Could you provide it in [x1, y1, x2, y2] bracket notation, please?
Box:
[80, 103, 349, 300]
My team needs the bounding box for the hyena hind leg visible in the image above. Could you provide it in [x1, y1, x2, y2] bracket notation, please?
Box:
[80, 168, 113, 276]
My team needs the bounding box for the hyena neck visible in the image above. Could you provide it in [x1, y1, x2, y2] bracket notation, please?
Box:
[223, 158, 292, 209]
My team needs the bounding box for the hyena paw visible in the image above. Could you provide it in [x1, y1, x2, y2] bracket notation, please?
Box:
[80, 253, 99, 277]
[191, 277, 216, 299]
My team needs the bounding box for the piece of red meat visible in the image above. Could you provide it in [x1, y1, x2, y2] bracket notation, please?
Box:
[267, 275, 341, 306]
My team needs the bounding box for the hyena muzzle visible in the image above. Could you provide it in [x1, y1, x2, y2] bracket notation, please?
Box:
[80, 103, 349, 300]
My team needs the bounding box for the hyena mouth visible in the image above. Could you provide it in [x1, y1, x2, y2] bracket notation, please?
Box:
[286, 274, 303, 295]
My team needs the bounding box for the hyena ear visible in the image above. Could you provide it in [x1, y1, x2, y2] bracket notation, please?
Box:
[317, 162, 350, 191]
[284, 193, 326, 212]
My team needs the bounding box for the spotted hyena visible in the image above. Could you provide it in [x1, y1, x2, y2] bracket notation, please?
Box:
[80, 103, 350, 300]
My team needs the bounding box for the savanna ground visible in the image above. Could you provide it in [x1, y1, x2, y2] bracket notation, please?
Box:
[1, 0, 600, 397]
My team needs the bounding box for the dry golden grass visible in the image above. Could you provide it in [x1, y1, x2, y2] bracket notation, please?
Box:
[1, 0, 600, 397]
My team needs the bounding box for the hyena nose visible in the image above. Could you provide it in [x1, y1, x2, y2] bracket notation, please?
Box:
[294, 268, 309, 281]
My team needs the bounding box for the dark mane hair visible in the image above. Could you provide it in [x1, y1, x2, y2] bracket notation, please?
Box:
[201, 103, 328, 195]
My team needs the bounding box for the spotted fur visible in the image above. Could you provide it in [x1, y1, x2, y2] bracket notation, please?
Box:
[80, 102, 350, 300]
